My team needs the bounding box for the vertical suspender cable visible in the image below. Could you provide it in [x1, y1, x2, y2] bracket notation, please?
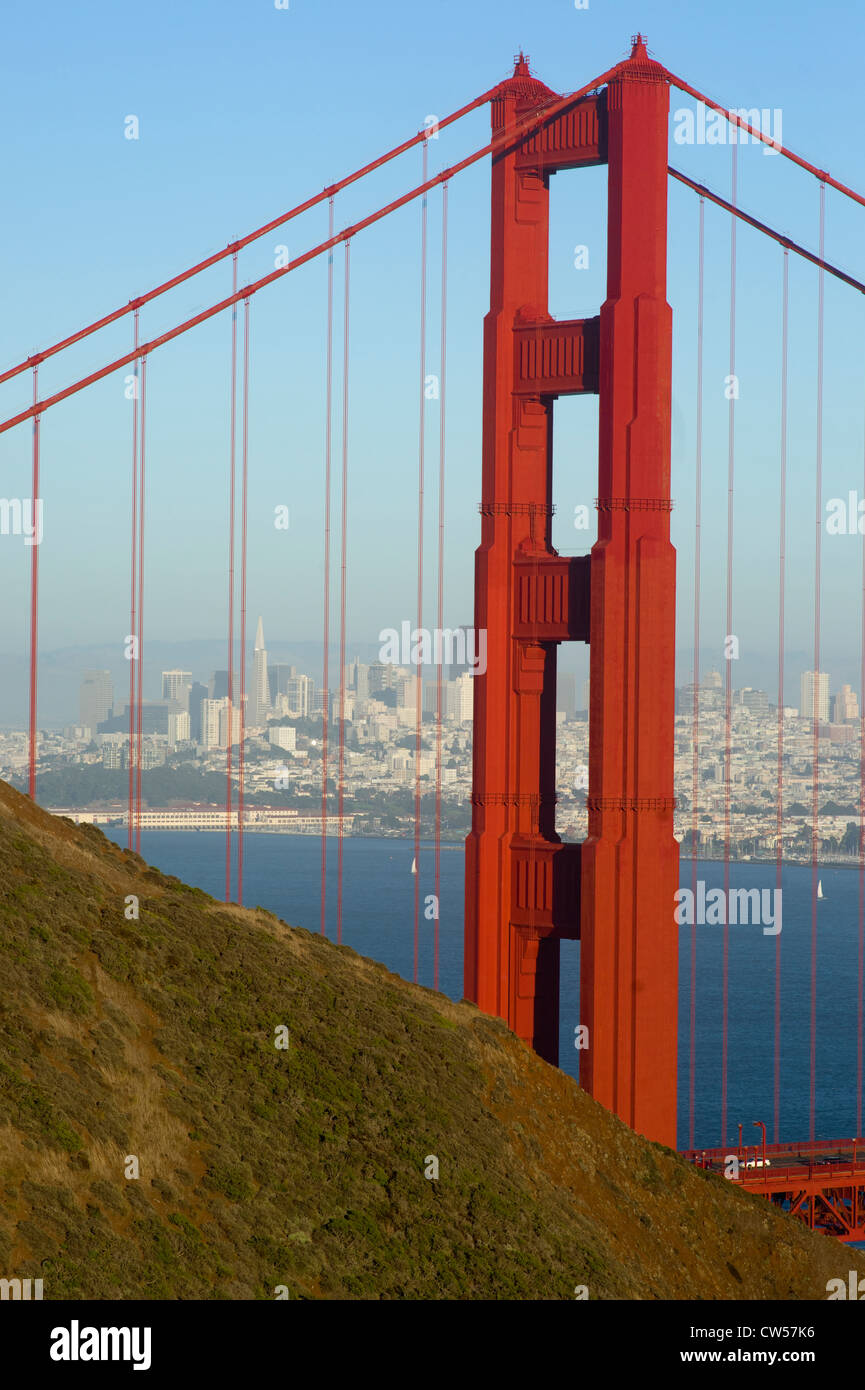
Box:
[238, 297, 251, 906]
[321, 196, 335, 936]
[27, 366, 41, 800]
[689, 195, 704, 1152]
[775, 248, 789, 1143]
[135, 355, 147, 853]
[225, 252, 239, 901]
[414, 138, 429, 984]
[810, 183, 826, 1140]
[722, 144, 737, 1146]
[434, 181, 449, 993]
[336, 242, 351, 945]
[859, 346, 865, 1138]
[128, 311, 140, 848]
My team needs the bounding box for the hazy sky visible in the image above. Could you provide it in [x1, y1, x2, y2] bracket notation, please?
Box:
[1, 0, 864, 706]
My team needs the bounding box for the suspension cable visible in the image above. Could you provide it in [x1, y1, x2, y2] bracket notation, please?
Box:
[225, 253, 239, 901]
[810, 183, 826, 1141]
[27, 366, 40, 800]
[669, 168, 865, 295]
[860, 345, 865, 1137]
[0, 89, 499, 389]
[321, 197, 335, 937]
[336, 242, 351, 945]
[775, 247, 789, 1144]
[0, 64, 623, 439]
[665, 71, 865, 210]
[721, 143, 737, 1147]
[135, 355, 147, 853]
[238, 296, 250, 906]
[414, 138, 429, 984]
[689, 194, 704, 1151]
[434, 181, 449, 993]
[128, 312, 139, 849]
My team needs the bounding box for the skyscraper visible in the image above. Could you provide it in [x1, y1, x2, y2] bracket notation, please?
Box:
[251, 617, 270, 726]
[208, 670, 239, 700]
[188, 681, 207, 742]
[79, 670, 113, 733]
[739, 687, 769, 714]
[199, 698, 241, 749]
[801, 670, 830, 722]
[167, 709, 190, 745]
[557, 672, 576, 718]
[285, 674, 314, 718]
[201, 699, 223, 749]
[268, 663, 295, 704]
[219, 702, 242, 748]
[162, 670, 192, 705]
[832, 683, 859, 723]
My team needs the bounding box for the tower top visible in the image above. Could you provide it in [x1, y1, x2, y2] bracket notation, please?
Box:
[254, 616, 265, 651]
[618, 32, 668, 84]
[497, 50, 555, 109]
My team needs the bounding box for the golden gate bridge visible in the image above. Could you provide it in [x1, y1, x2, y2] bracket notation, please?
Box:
[3, 35, 865, 1240]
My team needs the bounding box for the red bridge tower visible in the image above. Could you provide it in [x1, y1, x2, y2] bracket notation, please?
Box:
[465, 38, 679, 1147]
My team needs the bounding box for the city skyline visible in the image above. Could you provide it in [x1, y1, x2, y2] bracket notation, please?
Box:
[3, 5, 865, 678]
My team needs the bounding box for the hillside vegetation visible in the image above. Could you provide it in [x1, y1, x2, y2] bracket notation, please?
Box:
[0, 778, 860, 1300]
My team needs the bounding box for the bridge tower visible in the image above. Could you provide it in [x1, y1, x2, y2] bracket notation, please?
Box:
[465, 37, 679, 1146]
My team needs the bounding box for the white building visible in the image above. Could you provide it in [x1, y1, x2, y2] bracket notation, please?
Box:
[331, 693, 355, 723]
[800, 670, 830, 722]
[219, 702, 242, 748]
[450, 673, 474, 723]
[162, 670, 192, 705]
[201, 699, 224, 749]
[286, 674, 315, 718]
[269, 726, 297, 752]
[167, 708, 190, 745]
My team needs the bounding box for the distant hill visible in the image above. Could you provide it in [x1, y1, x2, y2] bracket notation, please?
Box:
[0, 777, 860, 1300]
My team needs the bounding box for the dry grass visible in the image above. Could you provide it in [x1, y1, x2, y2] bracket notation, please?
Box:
[1, 775, 863, 1300]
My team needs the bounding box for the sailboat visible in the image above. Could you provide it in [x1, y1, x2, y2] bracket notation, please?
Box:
[817, 879, 824, 899]
[410, 857, 417, 875]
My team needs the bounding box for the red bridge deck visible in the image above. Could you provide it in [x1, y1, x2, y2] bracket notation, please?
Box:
[683, 1139, 865, 1243]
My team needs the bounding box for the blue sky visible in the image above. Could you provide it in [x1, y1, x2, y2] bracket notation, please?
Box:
[1, 0, 864, 711]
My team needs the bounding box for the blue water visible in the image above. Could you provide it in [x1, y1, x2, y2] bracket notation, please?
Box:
[105, 831, 865, 1152]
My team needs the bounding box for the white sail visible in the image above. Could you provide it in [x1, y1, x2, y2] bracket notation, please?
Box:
[411, 857, 417, 875]
[817, 879, 824, 899]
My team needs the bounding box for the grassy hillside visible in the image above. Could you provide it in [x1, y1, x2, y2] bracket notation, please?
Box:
[0, 778, 860, 1300]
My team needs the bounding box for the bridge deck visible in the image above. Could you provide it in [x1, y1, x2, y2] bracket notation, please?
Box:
[683, 1139, 865, 1242]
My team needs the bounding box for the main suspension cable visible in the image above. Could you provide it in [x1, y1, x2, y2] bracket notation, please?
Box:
[0, 89, 499, 389]
[1, 64, 622, 439]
